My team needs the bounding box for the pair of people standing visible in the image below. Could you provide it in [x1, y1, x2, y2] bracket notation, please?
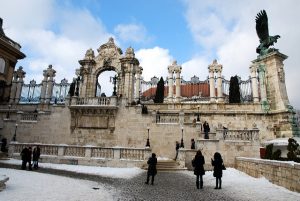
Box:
[192, 151, 225, 189]
[21, 146, 40, 170]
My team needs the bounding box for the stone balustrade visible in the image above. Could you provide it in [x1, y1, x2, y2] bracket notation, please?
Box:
[9, 142, 151, 168]
[216, 128, 259, 141]
[20, 112, 38, 122]
[71, 97, 117, 106]
[156, 113, 179, 124]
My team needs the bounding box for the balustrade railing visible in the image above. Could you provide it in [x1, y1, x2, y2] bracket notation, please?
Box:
[21, 113, 38, 121]
[71, 97, 117, 106]
[156, 113, 179, 124]
[120, 148, 146, 160]
[91, 147, 113, 158]
[64, 146, 85, 157]
[218, 129, 259, 141]
[9, 143, 150, 161]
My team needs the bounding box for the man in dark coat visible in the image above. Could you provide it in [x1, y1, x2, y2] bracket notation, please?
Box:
[203, 121, 210, 139]
[21, 147, 29, 170]
[145, 153, 157, 185]
[211, 152, 224, 189]
[192, 150, 205, 189]
[174, 141, 180, 160]
[26, 147, 32, 170]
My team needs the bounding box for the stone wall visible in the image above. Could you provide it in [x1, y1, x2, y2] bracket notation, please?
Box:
[235, 157, 300, 192]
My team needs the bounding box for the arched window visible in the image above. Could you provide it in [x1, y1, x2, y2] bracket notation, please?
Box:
[0, 57, 5, 74]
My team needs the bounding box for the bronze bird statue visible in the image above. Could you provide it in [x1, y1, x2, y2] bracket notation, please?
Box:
[255, 10, 280, 56]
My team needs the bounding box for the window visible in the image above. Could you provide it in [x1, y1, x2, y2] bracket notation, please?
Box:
[0, 57, 5, 74]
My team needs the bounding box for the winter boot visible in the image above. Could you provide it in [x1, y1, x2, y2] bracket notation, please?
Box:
[219, 180, 222, 189]
[200, 181, 203, 189]
[196, 181, 199, 189]
[214, 179, 218, 189]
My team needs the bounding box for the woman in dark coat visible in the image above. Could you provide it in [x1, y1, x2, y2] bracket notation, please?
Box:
[211, 152, 224, 189]
[192, 150, 205, 189]
[32, 146, 41, 169]
[145, 153, 157, 185]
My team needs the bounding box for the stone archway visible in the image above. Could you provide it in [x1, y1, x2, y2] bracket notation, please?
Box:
[78, 37, 140, 103]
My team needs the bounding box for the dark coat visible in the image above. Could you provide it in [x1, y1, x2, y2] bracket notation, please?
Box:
[33, 147, 40, 161]
[192, 155, 205, 176]
[147, 156, 157, 176]
[21, 147, 28, 161]
[211, 158, 223, 178]
[203, 123, 210, 132]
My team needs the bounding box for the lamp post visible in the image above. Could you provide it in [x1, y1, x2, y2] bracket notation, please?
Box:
[146, 127, 150, 147]
[197, 106, 200, 122]
[6, 104, 11, 119]
[13, 123, 18, 141]
[180, 126, 184, 148]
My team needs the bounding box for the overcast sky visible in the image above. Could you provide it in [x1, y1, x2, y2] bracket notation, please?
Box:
[1, 0, 299, 108]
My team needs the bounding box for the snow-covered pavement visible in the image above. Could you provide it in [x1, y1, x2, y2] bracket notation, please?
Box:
[0, 159, 299, 201]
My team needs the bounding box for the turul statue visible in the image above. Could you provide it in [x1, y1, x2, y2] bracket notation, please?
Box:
[255, 10, 280, 56]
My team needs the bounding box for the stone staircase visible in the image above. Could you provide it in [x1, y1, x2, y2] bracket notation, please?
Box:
[142, 160, 187, 171]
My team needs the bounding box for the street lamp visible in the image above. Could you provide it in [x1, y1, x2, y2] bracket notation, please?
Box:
[12, 123, 18, 141]
[197, 106, 200, 122]
[146, 127, 150, 147]
[6, 104, 11, 119]
[180, 126, 184, 148]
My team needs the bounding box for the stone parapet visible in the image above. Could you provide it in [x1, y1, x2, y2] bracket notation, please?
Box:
[235, 157, 300, 192]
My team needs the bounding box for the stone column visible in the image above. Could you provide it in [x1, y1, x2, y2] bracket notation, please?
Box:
[9, 72, 17, 104]
[216, 70, 223, 102]
[40, 71, 48, 104]
[209, 69, 215, 102]
[44, 65, 56, 104]
[168, 64, 174, 102]
[250, 65, 259, 103]
[135, 66, 143, 101]
[252, 51, 289, 111]
[174, 62, 182, 102]
[257, 64, 267, 102]
[14, 66, 26, 103]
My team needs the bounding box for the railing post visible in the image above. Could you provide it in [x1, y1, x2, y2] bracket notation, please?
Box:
[85, 146, 92, 158]
[58, 146, 65, 156]
[113, 147, 121, 159]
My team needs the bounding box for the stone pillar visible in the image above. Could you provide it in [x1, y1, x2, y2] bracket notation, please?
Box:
[209, 69, 215, 102]
[44, 65, 56, 104]
[14, 66, 26, 103]
[120, 47, 139, 104]
[216, 70, 223, 102]
[40, 71, 48, 104]
[167, 65, 174, 102]
[252, 51, 289, 111]
[135, 66, 143, 101]
[250, 65, 259, 103]
[257, 64, 267, 102]
[9, 71, 17, 104]
[174, 62, 182, 102]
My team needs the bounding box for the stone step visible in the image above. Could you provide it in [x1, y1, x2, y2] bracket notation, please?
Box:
[142, 160, 187, 171]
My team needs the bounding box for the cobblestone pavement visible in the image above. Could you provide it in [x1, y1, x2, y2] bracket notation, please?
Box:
[106, 171, 244, 201]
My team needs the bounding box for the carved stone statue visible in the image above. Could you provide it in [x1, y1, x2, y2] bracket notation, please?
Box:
[255, 10, 280, 56]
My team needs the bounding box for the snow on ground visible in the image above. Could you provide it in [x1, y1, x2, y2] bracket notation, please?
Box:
[0, 159, 300, 201]
[184, 168, 300, 200]
[1, 159, 144, 179]
[0, 168, 117, 201]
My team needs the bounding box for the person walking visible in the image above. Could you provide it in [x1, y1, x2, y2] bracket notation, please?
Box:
[32, 146, 41, 169]
[174, 141, 180, 160]
[145, 153, 157, 185]
[192, 150, 205, 189]
[203, 121, 210, 139]
[211, 152, 224, 189]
